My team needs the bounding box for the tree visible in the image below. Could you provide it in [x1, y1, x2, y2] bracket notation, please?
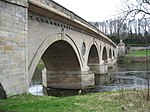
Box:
[121, 0, 150, 20]
[120, 0, 150, 101]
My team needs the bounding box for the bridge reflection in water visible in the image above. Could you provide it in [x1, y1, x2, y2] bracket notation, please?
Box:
[29, 63, 149, 96]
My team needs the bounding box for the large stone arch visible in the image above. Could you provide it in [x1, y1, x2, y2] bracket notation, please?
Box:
[42, 40, 81, 71]
[28, 33, 82, 84]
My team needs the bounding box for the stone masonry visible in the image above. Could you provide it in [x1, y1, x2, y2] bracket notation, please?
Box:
[0, 0, 28, 96]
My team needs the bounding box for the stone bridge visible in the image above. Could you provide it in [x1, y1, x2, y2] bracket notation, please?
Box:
[0, 0, 118, 98]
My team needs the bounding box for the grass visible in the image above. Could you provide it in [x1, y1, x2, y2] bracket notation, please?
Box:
[0, 90, 150, 112]
[118, 50, 150, 63]
[126, 50, 150, 57]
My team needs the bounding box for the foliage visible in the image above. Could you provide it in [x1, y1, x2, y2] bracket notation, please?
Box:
[107, 35, 120, 44]
[0, 90, 150, 112]
[36, 60, 45, 70]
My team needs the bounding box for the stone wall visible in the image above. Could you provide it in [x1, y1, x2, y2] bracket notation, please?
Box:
[0, 0, 28, 96]
[130, 46, 150, 51]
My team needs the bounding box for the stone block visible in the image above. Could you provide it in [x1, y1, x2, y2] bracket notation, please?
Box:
[81, 73, 95, 88]
[15, 73, 25, 78]
[3, 60, 11, 65]
[3, 70, 11, 75]
[9, 64, 18, 69]
[0, 31, 9, 38]
[0, 55, 8, 61]
[4, 46, 13, 51]
[0, 65, 8, 71]
[0, 46, 4, 50]
[0, 51, 6, 55]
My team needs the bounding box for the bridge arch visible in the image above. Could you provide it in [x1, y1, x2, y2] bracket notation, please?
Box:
[42, 40, 81, 71]
[87, 44, 100, 64]
[28, 33, 82, 83]
[113, 50, 115, 58]
[109, 49, 112, 59]
[102, 46, 108, 62]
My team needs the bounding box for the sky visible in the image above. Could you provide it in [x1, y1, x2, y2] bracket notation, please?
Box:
[53, 0, 122, 22]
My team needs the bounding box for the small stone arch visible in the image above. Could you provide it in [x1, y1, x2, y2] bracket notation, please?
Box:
[88, 44, 100, 64]
[102, 46, 108, 62]
[87, 40, 100, 64]
[109, 49, 112, 59]
[113, 50, 115, 58]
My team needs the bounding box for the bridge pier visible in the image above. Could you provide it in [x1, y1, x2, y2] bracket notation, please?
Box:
[0, 0, 28, 97]
[42, 70, 94, 90]
[88, 63, 108, 85]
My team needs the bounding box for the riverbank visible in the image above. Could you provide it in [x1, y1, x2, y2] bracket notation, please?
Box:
[0, 90, 150, 112]
[118, 50, 150, 63]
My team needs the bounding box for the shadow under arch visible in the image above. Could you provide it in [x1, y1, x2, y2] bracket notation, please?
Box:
[42, 40, 81, 71]
[109, 49, 112, 59]
[88, 44, 100, 64]
[28, 33, 82, 85]
[102, 46, 108, 62]
[113, 50, 115, 58]
[0, 83, 7, 99]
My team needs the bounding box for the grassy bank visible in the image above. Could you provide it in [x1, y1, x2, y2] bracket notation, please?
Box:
[118, 50, 150, 63]
[0, 90, 150, 112]
[126, 50, 150, 57]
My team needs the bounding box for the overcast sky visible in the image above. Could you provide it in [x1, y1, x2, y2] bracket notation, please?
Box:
[53, 0, 122, 22]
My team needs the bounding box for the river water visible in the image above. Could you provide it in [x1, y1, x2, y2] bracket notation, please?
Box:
[29, 63, 150, 96]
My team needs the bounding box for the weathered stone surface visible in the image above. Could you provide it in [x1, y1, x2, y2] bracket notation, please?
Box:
[0, 0, 28, 97]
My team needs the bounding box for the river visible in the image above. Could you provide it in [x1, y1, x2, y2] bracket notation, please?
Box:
[29, 63, 150, 96]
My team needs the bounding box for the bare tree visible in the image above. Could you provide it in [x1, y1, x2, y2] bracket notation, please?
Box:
[120, 0, 150, 101]
[120, 0, 150, 20]
[106, 19, 113, 36]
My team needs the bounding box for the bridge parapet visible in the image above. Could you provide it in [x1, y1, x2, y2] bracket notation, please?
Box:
[4, 0, 28, 7]
[29, 0, 117, 48]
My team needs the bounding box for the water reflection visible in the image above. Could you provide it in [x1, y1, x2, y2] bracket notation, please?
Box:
[29, 83, 43, 96]
[29, 63, 150, 96]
